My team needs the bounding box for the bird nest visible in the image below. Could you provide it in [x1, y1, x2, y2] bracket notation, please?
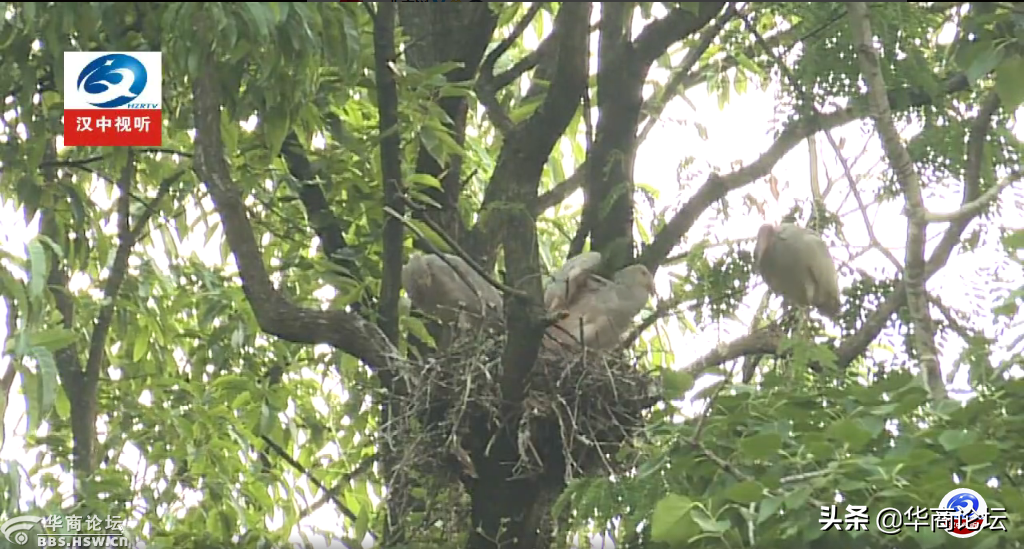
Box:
[388, 326, 660, 487]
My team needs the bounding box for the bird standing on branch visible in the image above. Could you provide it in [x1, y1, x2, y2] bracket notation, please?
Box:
[543, 264, 656, 351]
[753, 223, 841, 320]
[401, 252, 504, 330]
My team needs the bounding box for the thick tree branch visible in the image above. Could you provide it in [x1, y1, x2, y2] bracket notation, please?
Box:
[848, 1, 945, 399]
[400, 3, 496, 247]
[374, 2, 405, 347]
[372, 11, 410, 544]
[279, 133, 363, 283]
[632, 3, 729, 68]
[578, 2, 727, 266]
[497, 2, 590, 404]
[190, 41, 397, 375]
[470, 3, 589, 272]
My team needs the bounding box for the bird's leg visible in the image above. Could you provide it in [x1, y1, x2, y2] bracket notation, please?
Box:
[796, 306, 812, 339]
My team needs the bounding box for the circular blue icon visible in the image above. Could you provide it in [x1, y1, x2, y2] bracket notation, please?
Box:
[947, 492, 980, 519]
[75, 54, 148, 109]
[938, 487, 988, 538]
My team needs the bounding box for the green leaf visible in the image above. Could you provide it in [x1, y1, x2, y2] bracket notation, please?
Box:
[914, 527, 948, 549]
[262, 108, 290, 160]
[133, 328, 150, 362]
[964, 45, 1005, 83]
[26, 328, 77, 353]
[757, 495, 785, 524]
[650, 494, 698, 545]
[406, 173, 442, 189]
[354, 503, 370, 545]
[739, 432, 783, 460]
[661, 369, 694, 400]
[724, 480, 764, 504]
[690, 506, 730, 534]
[29, 347, 58, 430]
[1002, 229, 1024, 251]
[937, 429, 977, 451]
[956, 442, 999, 466]
[784, 486, 812, 511]
[826, 418, 873, 450]
[994, 55, 1024, 110]
[26, 238, 47, 300]
[402, 316, 436, 349]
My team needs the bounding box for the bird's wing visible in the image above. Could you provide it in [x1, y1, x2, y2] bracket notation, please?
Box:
[447, 254, 501, 309]
[544, 251, 603, 310]
[799, 234, 841, 316]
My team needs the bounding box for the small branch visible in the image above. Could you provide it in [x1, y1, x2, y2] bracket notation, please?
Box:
[848, 1, 946, 400]
[927, 291, 982, 344]
[682, 326, 784, 378]
[637, 3, 739, 143]
[259, 435, 363, 528]
[475, 2, 545, 135]
[924, 169, 1024, 223]
[618, 293, 686, 350]
[84, 154, 141, 397]
[632, 3, 729, 68]
[397, 196, 527, 298]
[534, 160, 587, 214]
[279, 133, 364, 285]
[298, 453, 378, 521]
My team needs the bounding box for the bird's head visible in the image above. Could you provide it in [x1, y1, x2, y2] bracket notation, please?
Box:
[754, 224, 778, 265]
[616, 264, 656, 297]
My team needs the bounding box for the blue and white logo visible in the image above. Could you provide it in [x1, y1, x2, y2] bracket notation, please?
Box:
[75, 53, 148, 109]
[938, 487, 988, 538]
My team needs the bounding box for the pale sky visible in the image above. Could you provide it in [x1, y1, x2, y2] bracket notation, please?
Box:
[2, 5, 1023, 549]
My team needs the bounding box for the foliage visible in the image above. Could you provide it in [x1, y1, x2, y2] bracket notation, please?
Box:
[0, 3, 1021, 549]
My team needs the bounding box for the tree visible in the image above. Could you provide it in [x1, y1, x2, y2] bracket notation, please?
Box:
[1, 2, 1022, 549]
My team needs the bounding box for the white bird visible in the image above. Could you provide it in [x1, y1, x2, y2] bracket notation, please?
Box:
[753, 223, 841, 320]
[543, 264, 656, 351]
[544, 251, 605, 313]
[401, 252, 503, 329]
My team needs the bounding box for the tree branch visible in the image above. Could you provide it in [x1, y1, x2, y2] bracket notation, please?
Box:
[479, 1, 590, 404]
[639, 68, 977, 275]
[375, 2, 405, 348]
[683, 93, 1003, 376]
[848, 1, 945, 399]
[534, 160, 587, 215]
[924, 169, 1024, 223]
[470, 2, 590, 272]
[632, 3, 729, 68]
[640, 109, 854, 272]
[637, 3, 739, 143]
[475, 2, 546, 135]
[190, 38, 397, 374]
[279, 133, 363, 284]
